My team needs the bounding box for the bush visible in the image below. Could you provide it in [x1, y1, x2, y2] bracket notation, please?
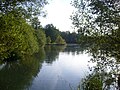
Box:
[0, 13, 39, 60]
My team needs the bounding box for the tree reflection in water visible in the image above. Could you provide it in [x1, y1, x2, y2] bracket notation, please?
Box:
[0, 48, 45, 90]
[80, 44, 120, 90]
[44, 45, 66, 64]
[1, 44, 120, 90]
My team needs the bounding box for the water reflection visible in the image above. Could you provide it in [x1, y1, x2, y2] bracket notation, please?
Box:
[30, 45, 92, 90]
[64, 44, 88, 55]
[0, 48, 45, 90]
[44, 45, 66, 64]
[0, 45, 107, 90]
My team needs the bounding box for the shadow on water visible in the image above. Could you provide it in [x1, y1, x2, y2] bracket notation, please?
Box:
[0, 48, 45, 90]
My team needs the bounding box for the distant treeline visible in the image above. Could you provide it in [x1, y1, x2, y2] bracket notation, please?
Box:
[0, 0, 80, 61]
[43, 24, 81, 44]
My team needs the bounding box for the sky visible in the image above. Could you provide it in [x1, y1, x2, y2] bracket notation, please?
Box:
[39, 0, 75, 32]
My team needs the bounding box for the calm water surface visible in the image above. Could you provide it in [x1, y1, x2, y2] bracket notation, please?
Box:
[0, 45, 95, 90]
[30, 52, 92, 90]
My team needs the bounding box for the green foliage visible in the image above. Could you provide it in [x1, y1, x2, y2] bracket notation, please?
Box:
[71, 0, 120, 37]
[82, 73, 103, 90]
[30, 16, 46, 47]
[46, 36, 51, 44]
[0, 13, 39, 60]
[44, 24, 60, 42]
[0, 0, 48, 61]
[0, 0, 48, 19]
[60, 31, 79, 43]
[71, 1, 120, 89]
[35, 29, 46, 47]
[31, 17, 42, 29]
[55, 35, 66, 45]
[43, 24, 80, 44]
[71, 0, 120, 59]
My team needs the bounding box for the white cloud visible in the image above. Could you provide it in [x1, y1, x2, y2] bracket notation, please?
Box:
[39, 0, 75, 32]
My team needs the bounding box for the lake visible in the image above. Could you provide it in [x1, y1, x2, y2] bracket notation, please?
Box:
[0, 45, 119, 90]
[29, 45, 94, 90]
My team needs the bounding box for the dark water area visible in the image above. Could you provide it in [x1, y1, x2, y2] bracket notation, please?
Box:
[0, 45, 119, 90]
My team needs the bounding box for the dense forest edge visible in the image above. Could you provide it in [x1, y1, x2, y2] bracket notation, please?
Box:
[0, 0, 82, 61]
[0, 0, 47, 61]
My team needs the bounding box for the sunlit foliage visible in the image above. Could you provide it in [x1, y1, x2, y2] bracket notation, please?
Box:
[0, 0, 48, 60]
[55, 35, 66, 45]
[0, 13, 39, 60]
[35, 29, 46, 47]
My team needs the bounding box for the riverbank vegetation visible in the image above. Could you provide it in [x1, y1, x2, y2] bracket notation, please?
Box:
[71, 0, 120, 89]
[0, 0, 67, 61]
[0, 0, 48, 61]
[71, 0, 120, 49]
[71, 0, 120, 62]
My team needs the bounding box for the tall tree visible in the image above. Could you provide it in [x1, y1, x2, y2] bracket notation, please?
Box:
[71, 0, 120, 62]
[71, 0, 120, 37]
[0, 0, 48, 60]
[31, 17, 42, 29]
[44, 24, 60, 43]
[0, 13, 39, 60]
[61, 31, 78, 43]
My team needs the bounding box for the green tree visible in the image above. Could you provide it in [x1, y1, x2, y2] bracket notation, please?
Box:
[71, 0, 120, 56]
[46, 36, 51, 44]
[31, 17, 42, 29]
[30, 17, 46, 47]
[81, 73, 103, 90]
[35, 29, 46, 47]
[0, 0, 48, 60]
[71, 0, 120, 38]
[44, 24, 60, 42]
[61, 31, 79, 44]
[0, 13, 39, 60]
[55, 35, 66, 45]
[0, 0, 48, 19]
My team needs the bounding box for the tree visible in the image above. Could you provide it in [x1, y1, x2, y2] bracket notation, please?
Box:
[0, 13, 39, 60]
[55, 35, 66, 45]
[0, 0, 48, 60]
[46, 36, 51, 44]
[44, 24, 60, 42]
[71, 0, 120, 38]
[35, 29, 46, 47]
[0, 0, 48, 19]
[31, 17, 42, 29]
[61, 31, 79, 44]
[81, 73, 103, 90]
